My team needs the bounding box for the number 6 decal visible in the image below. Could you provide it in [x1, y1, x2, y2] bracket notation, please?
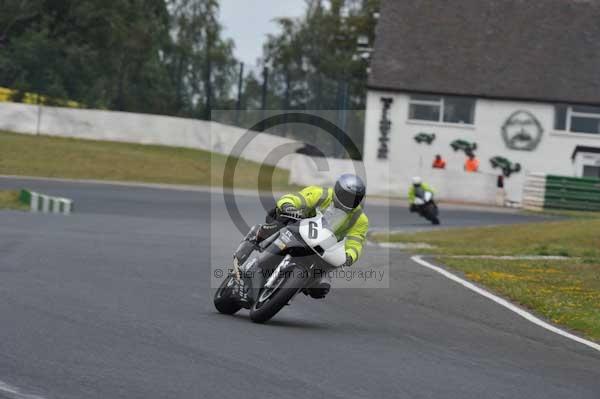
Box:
[308, 221, 318, 239]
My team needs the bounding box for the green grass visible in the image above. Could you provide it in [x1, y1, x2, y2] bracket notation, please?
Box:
[440, 257, 600, 341]
[524, 208, 600, 219]
[372, 219, 600, 259]
[372, 219, 600, 341]
[0, 130, 296, 191]
[0, 190, 28, 211]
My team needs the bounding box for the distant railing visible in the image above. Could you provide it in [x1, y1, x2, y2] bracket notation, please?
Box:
[0, 87, 81, 108]
[522, 173, 600, 211]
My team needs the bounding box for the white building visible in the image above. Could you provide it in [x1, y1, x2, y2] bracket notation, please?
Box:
[362, 0, 600, 204]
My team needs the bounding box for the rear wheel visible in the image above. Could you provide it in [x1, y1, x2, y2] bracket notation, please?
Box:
[424, 203, 440, 225]
[250, 267, 307, 323]
[214, 275, 243, 315]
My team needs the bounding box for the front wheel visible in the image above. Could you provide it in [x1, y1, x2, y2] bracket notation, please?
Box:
[214, 275, 243, 315]
[249, 267, 307, 323]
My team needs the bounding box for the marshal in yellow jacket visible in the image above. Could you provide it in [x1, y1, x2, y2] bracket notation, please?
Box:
[276, 185, 369, 264]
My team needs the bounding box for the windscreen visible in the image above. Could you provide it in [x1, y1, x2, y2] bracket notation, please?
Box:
[321, 205, 347, 234]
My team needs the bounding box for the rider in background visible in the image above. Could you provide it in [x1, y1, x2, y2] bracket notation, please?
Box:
[407, 176, 435, 213]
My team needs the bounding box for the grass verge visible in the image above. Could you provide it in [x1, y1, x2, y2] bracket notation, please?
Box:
[524, 208, 600, 219]
[371, 219, 600, 258]
[440, 257, 600, 341]
[372, 219, 600, 341]
[0, 190, 28, 211]
[0, 130, 296, 191]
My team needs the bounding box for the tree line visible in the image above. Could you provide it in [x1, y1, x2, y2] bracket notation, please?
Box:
[0, 0, 379, 155]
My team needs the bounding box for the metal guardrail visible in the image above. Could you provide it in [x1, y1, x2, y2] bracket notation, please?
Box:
[19, 189, 73, 214]
[522, 173, 600, 211]
[522, 173, 546, 211]
[545, 174, 600, 211]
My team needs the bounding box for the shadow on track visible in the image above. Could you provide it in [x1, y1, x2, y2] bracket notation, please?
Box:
[209, 311, 332, 331]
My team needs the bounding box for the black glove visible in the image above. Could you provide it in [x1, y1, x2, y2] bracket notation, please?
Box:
[344, 254, 353, 267]
[279, 203, 304, 219]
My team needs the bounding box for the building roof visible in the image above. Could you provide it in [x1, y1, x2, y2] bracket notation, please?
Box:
[369, 0, 600, 105]
[571, 145, 600, 161]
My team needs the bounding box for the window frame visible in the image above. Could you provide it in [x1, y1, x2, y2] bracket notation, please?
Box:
[556, 105, 600, 135]
[407, 95, 476, 126]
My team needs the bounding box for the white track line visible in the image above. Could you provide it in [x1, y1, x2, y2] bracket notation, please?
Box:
[411, 255, 600, 353]
[0, 381, 46, 399]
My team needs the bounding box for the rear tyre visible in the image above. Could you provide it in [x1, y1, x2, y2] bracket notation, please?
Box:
[250, 267, 306, 323]
[214, 275, 243, 315]
[423, 203, 439, 225]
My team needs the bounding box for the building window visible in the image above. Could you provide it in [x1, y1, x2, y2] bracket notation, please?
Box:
[583, 165, 600, 179]
[555, 105, 600, 134]
[408, 95, 475, 125]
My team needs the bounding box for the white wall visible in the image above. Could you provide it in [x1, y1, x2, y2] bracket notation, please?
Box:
[362, 91, 600, 203]
[288, 155, 362, 186]
[288, 154, 498, 203]
[0, 102, 302, 169]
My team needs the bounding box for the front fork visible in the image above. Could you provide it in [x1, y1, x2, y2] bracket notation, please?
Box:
[263, 255, 315, 304]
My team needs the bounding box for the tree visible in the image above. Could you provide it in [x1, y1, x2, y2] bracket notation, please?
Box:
[0, 0, 238, 117]
[246, 0, 381, 157]
[164, 0, 237, 118]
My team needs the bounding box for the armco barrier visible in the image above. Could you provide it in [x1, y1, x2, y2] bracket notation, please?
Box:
[545, 175, 600, 211]
[19, 189, 73, 214]
[522, 173, 547, 211]
[522, 173, 600, 211]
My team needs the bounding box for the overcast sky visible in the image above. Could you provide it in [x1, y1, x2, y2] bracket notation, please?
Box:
[219, 0, 306, 69]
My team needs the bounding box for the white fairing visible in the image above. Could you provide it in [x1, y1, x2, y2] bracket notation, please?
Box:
[299, 212, 347, 267]
[415, 191, 433, 205]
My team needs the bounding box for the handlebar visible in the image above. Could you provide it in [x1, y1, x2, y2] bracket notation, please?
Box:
[278, 214, 302, 221]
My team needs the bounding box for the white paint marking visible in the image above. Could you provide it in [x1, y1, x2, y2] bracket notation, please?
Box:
[0, 380, 46, 399]
[411, 255, 600, 353]
[367, 241, 434, 249]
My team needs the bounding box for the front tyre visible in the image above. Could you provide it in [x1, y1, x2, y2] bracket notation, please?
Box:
[249, 267, 307, 323]
[214, 275, 243, 315]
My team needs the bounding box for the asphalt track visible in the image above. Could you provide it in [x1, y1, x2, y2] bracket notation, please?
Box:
[0, 177, 598, 399]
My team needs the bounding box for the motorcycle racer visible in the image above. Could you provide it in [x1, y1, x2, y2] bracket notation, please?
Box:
[236, 174, 369, 299]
